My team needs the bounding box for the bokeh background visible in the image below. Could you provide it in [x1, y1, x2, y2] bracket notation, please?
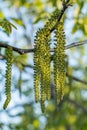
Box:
[0, 0, 87, 130]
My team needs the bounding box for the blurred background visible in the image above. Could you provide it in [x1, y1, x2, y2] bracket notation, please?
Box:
[0, 0, 87, 130]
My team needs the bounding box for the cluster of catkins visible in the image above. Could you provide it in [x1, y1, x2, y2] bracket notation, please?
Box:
[3, 9, 66, 112]
[34, 9, 66, 112]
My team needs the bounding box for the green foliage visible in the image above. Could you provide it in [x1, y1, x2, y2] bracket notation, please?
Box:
[13, 54, 28, 70]
[71, 0, 87, 36]
[0, 19, 17, 35]
[12, 18, 24, 26]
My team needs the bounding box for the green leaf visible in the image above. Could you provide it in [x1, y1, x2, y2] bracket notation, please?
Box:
[12, 18, 24, 26]
[33, 17, 41, 24]
[0, 19, 17, 35]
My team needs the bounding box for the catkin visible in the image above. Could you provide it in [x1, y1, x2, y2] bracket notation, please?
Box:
[33, 10, 66, 112]
[34, 28, 51, 112]
[44, 9, 59, 32]
[3, 47, 13, 109]
[53, 23, 66, 104]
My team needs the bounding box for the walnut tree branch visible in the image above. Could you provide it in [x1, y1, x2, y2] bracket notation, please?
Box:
[66, 40, 87, 49]
[0, 42, 34, 54]
[66, 72, 87, 85]
[0, 39, 87, 54]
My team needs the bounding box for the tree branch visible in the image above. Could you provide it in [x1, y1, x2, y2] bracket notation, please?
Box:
[50, 0, 71, 33]
[66, 72, 87, 85]
[0, 39, 87, 54]
[0, 42, 34, 54]
[66, 40, 87, 50]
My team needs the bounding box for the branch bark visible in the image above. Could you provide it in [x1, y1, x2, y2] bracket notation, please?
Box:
[0, 39, 87, 54]
[66, 72, 87, 85]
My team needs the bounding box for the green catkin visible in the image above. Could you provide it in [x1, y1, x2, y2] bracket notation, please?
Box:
[40, 76, 46, 113]
[3, 47, 13, 109]
[34, 9, 61, 112]
[44, 9, 59, 32]
[34, 28, 51, 112]
[40, 32, 51, 100]
[54, 23, 66, 104]
[41, 91, 45, 113]
[34, 70, 40, 102]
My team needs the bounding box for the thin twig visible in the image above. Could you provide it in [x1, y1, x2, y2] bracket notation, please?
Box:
[66, 40, 87, 50]
[0, 42, 34, 54]
[66, 73, 87, 85]
[21, 64, 87, 86]
[50, 0, 71, 33]
[1, 39, 87, 54]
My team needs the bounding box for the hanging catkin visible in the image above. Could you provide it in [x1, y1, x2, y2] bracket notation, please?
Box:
[3, 47, 13, 109]
[33, 9, 66, 112]
[34, 28, 51, 112]
[53, 23, 66, 104]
